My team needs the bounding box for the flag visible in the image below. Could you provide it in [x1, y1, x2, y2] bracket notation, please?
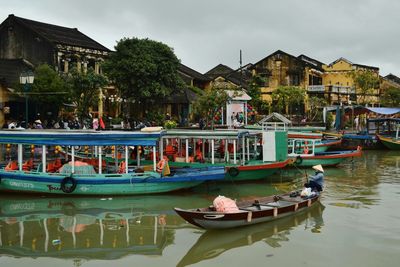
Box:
[99, 117, 105, 129]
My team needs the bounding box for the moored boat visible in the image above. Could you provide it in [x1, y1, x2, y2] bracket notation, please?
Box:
[0, 130, 225, 195]
[377, 134, 400, 150]
[162, 128, 290, 181]
[174, 191, 320, 229]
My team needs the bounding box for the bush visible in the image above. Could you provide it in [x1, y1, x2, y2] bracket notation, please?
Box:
[164, 120, 177, 129]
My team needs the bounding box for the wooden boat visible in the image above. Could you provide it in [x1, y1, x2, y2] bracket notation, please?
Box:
[174, 191, 320, 229]
[158, 129, 291, 181]
[177, 202, 324, 267]
[377, 134, 400, 150]
[0, 130, 225, 195]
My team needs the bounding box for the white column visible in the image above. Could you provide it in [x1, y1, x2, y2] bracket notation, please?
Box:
[98, 146, 102, 174]
[185, 139, 189, 163]
[254, 137, 257, 159]
[125, 146, 129, 174]
[233, 140, 237, 164]
[242, 137, 245, 163]
[42, 145, 47, 173]
[153, 146, 157, 171]
[247, 138, 250, 161]
[244, 102, 248, 125]
[18, 144, 23, 171]
[221, 107, 224, 125]
[211, 139, 215, 164]
[71, 146, 75, 174]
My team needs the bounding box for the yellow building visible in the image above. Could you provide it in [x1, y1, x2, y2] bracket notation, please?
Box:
[322, 58, 380, 106]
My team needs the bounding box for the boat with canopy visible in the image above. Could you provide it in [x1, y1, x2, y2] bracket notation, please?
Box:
[0, 129, 225, 195]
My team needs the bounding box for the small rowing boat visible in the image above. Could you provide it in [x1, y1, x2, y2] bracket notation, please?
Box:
[174, 191, 320, 229]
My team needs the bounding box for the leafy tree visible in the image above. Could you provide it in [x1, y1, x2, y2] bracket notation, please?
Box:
[193, 88, 229, 129]
[247, 75, 268, 114]
[351, 70, 380, 105]
[103, 37, 184, 116]
[381, 87, 400, 107]
[307, 96, 327, 121]
[18, 64, 68, 118]
[64, 68, 107, 123]
[271, 86, 305, 115]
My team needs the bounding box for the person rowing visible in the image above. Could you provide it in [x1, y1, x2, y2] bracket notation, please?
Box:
[304, 164, 324, 192]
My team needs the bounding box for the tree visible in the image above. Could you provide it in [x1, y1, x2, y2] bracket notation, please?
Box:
[247, 75, 269, 114]
[308, 96, 327, 121]
[19, 64, 68, 118]
[193, 88, 229, 129]
[381, 87, 400, 107]
[351, 70, 380, 105]
[271, 86, 305, 115]
[64, 68, 107, 123]
[102, 37, 184, 116]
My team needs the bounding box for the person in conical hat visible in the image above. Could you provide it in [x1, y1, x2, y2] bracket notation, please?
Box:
[304, 164, 324, 192]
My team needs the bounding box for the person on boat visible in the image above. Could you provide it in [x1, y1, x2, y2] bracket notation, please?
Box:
[305, 164, 324, 192]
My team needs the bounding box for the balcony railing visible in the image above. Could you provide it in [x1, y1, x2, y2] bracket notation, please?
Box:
[330, 86, 356, 94]
[307, 85, 325, 92]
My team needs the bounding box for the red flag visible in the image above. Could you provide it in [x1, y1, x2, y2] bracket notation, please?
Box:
[99, 117, 105, 129]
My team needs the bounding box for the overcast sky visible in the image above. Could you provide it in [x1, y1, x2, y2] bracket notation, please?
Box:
[1, 0, 400, 76]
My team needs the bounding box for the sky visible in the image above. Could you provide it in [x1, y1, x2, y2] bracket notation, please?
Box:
[1, 0, 400, 76]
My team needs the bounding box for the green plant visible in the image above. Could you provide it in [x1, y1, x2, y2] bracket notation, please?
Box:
[164, 120, 177, 129]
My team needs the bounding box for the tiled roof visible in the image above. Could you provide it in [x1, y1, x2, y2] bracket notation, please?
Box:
[205, 64, 234, 79]
[178, 63, 210, 82]
[385, 74, 400, 85]
[2, 14, 110, 52]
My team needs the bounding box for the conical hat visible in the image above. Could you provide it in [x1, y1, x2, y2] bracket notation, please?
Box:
[312, 164, 324, 173]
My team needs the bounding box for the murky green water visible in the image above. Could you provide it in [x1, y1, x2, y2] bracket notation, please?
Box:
[1, 150, 399, 267]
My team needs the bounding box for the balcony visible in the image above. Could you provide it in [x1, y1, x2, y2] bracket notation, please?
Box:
[307, 85, 325, 92]
[330, 86, 355, 94]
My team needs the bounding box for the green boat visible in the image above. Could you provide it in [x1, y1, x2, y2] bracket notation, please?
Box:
[160, 129, 290, 181]
[0, 130, 225, 195]
[377, 134, 400, 150]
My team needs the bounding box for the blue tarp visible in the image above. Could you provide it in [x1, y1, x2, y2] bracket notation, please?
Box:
[365, 107, 400, 115]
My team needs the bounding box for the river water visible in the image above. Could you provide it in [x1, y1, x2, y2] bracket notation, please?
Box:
[0, 150, 399, 267]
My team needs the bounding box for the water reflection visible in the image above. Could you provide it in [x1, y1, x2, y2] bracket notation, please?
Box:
[177, 203, 325, 267]
[0, 194, 206, 260]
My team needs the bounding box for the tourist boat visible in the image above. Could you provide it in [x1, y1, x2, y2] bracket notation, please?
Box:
[160, 128, 291, 181]
[327, 118, 400, 150]
[177, 202, 324, 267]
[0, 130, 225, 195]
[288, 139, 362, 167]
[174, 191, 320, 229]
[288, 138, 341, 154]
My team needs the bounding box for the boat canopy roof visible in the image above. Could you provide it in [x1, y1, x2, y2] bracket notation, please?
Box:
[165, 129, 249, 139]
[0, 130, 164, 146]
[367, 118, 400, 123]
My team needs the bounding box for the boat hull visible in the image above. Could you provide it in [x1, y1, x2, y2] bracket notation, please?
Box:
[377, 135, 400, 150]
[169, 159, 290, 181]
[0, 168, 225, 195]
[291, 148, 362, 167]
[174, 193, 320, 229]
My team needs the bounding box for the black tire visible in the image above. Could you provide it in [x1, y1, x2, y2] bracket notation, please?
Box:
[228, 167, 240, 177]
[294, 156, 303, 165]
[60, 176, 77, 193]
